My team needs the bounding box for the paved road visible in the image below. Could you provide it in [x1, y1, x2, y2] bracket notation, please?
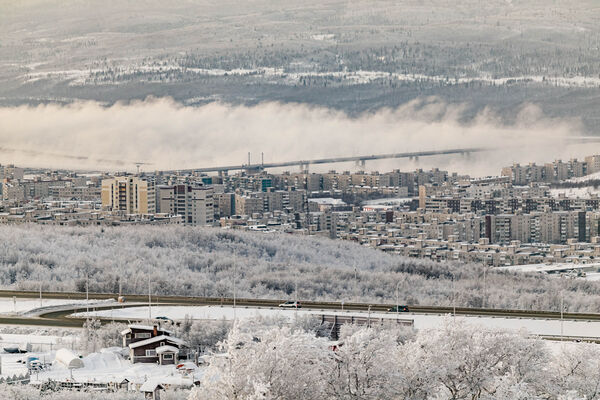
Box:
[1, 289, 600, 329]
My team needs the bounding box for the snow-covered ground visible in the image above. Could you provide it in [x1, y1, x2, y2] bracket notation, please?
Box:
[28, 348, 201, 386]
[363, 197, 413, 206]
[550, 187, 600, 198]
[567, 171, 600, 183]
[1, 346, 200, 386]
[0, 332, 78, 377]
[0, 298, 95, 315]
[18, 62, 600, 89]
[76, 305, 600, 338]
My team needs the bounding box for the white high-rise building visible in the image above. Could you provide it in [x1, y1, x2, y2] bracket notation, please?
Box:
[157, 184, 214, 226]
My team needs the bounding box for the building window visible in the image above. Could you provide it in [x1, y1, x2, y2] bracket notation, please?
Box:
[162, 354, 173, 360]
[146, 349, 156, 357]
[135, 333, 151, 339]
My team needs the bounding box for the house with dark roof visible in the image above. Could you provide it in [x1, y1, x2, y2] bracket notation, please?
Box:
[121, 324, 187, 364]
[121, 324, 174, 347]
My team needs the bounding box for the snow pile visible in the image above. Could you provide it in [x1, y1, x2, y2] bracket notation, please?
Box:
[82, 350, 127, 370]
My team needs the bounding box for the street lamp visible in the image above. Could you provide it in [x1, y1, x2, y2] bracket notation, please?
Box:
[86, 274, 89, 318]
[395, 281, 402, 319]
[354, 267, 358, 302]
[560, 290, 564, 340]
[148, 276, 152, 321]
[232, 256, 237, 321]
[452, 274, 456, 320]
[295, 278, 299, 316]
[482, 266, 487, 309]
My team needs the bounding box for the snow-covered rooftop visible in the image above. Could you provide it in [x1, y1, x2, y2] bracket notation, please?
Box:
[129, 335, 186, 349]
[156, 345, 179, 354]
[120, 324, 173, 336]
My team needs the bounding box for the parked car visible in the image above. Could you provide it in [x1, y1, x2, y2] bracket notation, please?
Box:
[28, 360, 43, 371]
[388, 305, 410, 313]
[278, 301, 301, 309]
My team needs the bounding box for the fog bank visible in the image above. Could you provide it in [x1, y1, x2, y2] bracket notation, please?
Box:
[0, 97, 590, 176]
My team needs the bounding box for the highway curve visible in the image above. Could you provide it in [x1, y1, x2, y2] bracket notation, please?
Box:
[1, 289, 600, 329]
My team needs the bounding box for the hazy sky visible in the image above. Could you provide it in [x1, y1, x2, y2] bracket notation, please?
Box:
[0, 97, 590, 176]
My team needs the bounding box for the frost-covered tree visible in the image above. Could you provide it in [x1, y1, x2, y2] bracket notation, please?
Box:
[79, 318, 102, 355]
[3, 224, 600, 313]
[552, 343, 600, 399]
[188, 319, 600, 400]
[96, 322, 128, 348]
[400, 320, 550, 399]
[325, 327, 399, 399]
[174, 316, 230, 353]
[191, 325, 333, 400]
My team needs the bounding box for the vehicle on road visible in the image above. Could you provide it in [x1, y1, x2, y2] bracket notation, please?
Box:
[388, 305, 410, 313]
[279, 301, 301, 309]
[155, 316, 174, 324]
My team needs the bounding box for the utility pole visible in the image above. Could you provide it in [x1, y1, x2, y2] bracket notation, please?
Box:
[233, 257, 237, 321]
[295, 277, 298, 316]
[354, 267, 358, 302]
[148, 277, 152, 321]
[452, 275, 456, 320]
[39, 255, 43, 308]
[396, 281, 401, 319]
[86, 275, 89, 318]
[560, 284, 564, 341]
[483, 267, 487, 308]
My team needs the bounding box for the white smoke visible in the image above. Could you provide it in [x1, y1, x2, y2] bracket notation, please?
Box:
[0, 97, 591, 176]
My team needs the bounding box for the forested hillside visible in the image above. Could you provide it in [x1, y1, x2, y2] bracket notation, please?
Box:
[1, 225, 599, 312]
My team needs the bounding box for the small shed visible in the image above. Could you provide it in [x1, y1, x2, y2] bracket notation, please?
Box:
[140, 380, 165, 400]
[155, 345, 179, 365]
[55, 349, 84, 369]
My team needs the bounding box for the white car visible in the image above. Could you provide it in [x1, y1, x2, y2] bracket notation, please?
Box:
[278, 301, 301, 309]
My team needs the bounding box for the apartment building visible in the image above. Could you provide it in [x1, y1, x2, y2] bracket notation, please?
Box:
[157, 184, 214, 226]
[586, 155, 600, 175]
[56, 185, 101, 201]
[234, 194, 264, 216]
[215, 193, 235, 217]
[1, 180, 25, 203]
[101, 176, 156, 214]
[0, 165, 24, 181]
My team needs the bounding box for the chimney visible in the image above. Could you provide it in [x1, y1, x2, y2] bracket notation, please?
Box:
[153, 325, 158, 337]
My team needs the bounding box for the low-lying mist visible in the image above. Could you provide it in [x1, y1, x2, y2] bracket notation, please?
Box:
[0, 97, 591, 176]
